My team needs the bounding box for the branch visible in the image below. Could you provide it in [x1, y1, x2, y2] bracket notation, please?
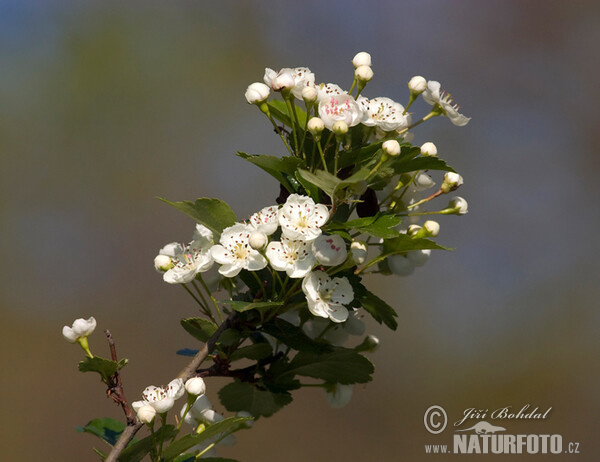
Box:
[104, 313, 236, 461]
[105, 330, 136, 425]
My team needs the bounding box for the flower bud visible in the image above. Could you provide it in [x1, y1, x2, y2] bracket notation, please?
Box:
[414, 172, 435, 191]
[441, 172, 464, 193]
[62, 316, 97, 343]
[244, 82, 270, 105]
[364, 334, 380, 352]
[137, 405, 157, 425]
[382, 140, 400, 157]
[270, 71, 295, 92]
[407, 224, 422, 237]
[352, 51, 372, 68]
[408, 75, 427, 94]
[448, 196, 468, 215]
[248, 231, 268, 250]
[387, 254, 415, 276]
[423, 220, 440, 237]
[407, 249, 431, 267]
[350, 241, 368, 265]
[332, 120, 349, 136]
[326, 384, 353, 408]
[313, 234, 348, 266]
[185, 377, 206, 397]
[307, 117, 325, 137]
[154, 254, 173, 273]
[354, 65, 373, 83]
[420, 142, 438, 156]
[301, 85, 318, 103]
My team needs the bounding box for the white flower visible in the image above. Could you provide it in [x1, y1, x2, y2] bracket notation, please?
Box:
[266, 236, 315, 278]
[318, 93, 364, 130]
[358, 96, 409, 132]
[441, 172, 464, 193]
[62, 317, 96, 343]
[133, 378, 185, 414]
[159, 224, 214, 284]
[153, 254, 173, 272]
[408, 75, 427, 94]
[182, 394, 213, 426]
[352, 51, 372, 68]
[249, 205, 279, 235]
[303, 308, 364, 346]
[350, 240, 368, 265]
[422, 80, 470, 126]
[326, 384, 353, 408]
[354, 65, 373, 83]
[312, 234, 348, 266]
[136, 405, 156, 425]
[315, 83, 346, 103]
[279, 194, 329, 241]
[423, 220, 440, 237]
[211, 223, 268, 277]
[382, 139, 400, 157]
[264, 67, 315, 99]
[307, 117, 325, 136]
[420, 141, 438, 156]
[448, 196, 469, 215]
[185, 377, 206, 396]
[302, 271, 354, 323]
[244, 82, 270, 104]
[387, 254, 415, 276]
[407, 249, 431, 267]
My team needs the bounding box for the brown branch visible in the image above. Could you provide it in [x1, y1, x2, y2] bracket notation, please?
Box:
[105, 313, 236, 461]
[105, 330, 137, 425]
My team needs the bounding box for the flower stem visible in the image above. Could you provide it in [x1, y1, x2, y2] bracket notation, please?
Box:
[267, 114, 294, 156]
[197, 276, 224, 323]
[317, 141, 329, 173]
[284, 95, 300, 154]
[157, 413, 167, 459]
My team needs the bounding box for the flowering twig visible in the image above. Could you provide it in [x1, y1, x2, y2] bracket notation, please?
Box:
[105, 330, 136, 425]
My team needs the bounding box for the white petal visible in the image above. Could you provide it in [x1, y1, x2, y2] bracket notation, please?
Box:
[62, 326, 78, 343]
[326, 304, 349, 323]
[151, 396, 175, 414]
[218, 263, 243, 278]
[329, 277, 354, 305]
[71, 317, 97, 337]
[266, 242, 290, 272]
[288, 253, 315, 278]
[166, 378, 185, 400]
[210, 245, 232, 265]
[307, 299, 330, 319]
[263, 67, 277, 86]
[326, 384, 353, 408]
[163, 268, 195, 284]
[302, 271, 328, 302]
[159, 242, 184, 257]
[245, 251, 268, 271]
[192, 224, 213, 246]
[132, 400, 148, 413]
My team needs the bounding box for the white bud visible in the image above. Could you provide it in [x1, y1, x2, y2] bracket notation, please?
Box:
[420, 142, 438, 156]
[332, 120, 349, 136]
[350, 241, 368, 265]
[137, 405, 156, 425]
[364, 334, 380, 352]
[326, 384, 354, 408]
[185, 377, 206, 396]
[301, 85, 318, 103]
[413, 172, 435, 191]
[354, 65, 373, 83]
[382, 140, 400, 157]
[313, 234, 348, 266]
[448, 196, 468, 215]
[249, 231, 268, 250]
[270, 71, 295, 92]
[237, 411, 255, 428]
[387, 254, 415, 276]
[307, 117, 325, 136]
[62, 316, 97, 343]
[244, 82, 270, 104]
[407, 224, 422, 237]
[154, 254, 173, 273]
[423, 220, 440, 237]
[408, 75, 427, 94]
[406, 249, 431, 267]
[352, 51, 372, 68]
[441, 172, 464, 193]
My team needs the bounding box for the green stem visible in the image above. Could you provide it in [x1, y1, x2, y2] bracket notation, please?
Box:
[267, 114, 294, 156]
[195, 442, 216, 459]
[251, 271, 266, 300]
[149, 424, 158, 462]
[348, 78, 357, 95]
[317, 141, 329, 173]
[157, 413, 167, 459]
[284, 95, 299, 154]
[397, 110, 440, 135]
[197, 276, 223, 323]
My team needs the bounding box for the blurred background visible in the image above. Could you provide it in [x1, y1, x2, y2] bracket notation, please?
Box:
[1, 1, 599, 460]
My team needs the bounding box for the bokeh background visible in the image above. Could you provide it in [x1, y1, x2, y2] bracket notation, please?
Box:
[1, 1, 599, 460]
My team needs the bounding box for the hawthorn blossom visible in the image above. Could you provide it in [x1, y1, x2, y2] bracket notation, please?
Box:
[303, 308, 365, 346]
[266, 236, 315, 278]
[62, 316, 96, 343]
[159, 224, 214, 284]
[264, 67, 315, 99]
[422, 80, 470, 126]
[249, 205, 279, 235]
[244, 82, 270, 105]
[302, 271, 354, 323]
[315, 83, 346, 103]
[132, 378, 185, 414]
[358, 96, 409, 132]
[211, 223, 268, 277]
[312, 234, 348, 266]
[136, 405, 156, 425]
[279, 194, 329, 241]
[319, 93, 364, 130]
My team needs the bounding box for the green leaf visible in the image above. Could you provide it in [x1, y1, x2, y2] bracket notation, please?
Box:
[76, 417, 126, 446]
[119, 425, 177, 462]
[391, 156, 455, 174]
[297, 169, 341, 197]
[338, 137, 412, 169]
[230, 343, 273, 361]
[162, 417, 252, 460]
[356, 289, 398, 330]
[267, 100, 307, 127]
[262, 319, 331, 354]
[226, 300, 284, 313]
[78, 356, 128, 383]
[181, 317, 218, 343]
[236, 152, 303, 192]
[219, 381, 292, 417]
[328, 213, 402, 239]
[295, 170, 320, 200]
[276, 348, 374, 384]
[159, 197, 237, 239]
[218, 328, 242, 346]
[363, 235, 451, 271]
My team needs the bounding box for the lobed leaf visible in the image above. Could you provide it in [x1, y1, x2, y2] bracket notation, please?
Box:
[181, 317, 218, 343]
[236, 152, 303, 192]
[78, 356, 128, 383]
[218, 381, 292, 417]
[76, 417, 126, 446]
[159, 197, 237, 239]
